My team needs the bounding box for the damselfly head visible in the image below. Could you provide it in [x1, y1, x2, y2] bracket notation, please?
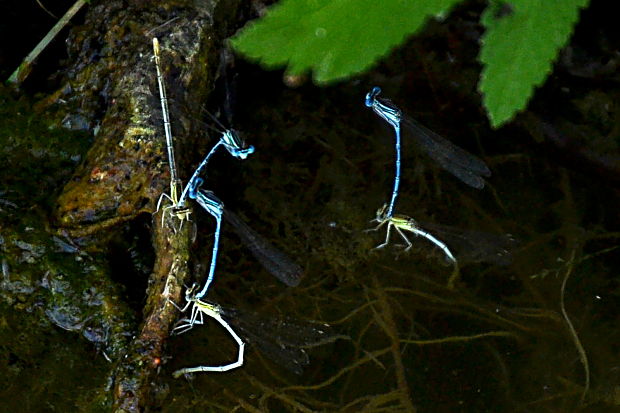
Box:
[376, 204, 389, 222]
[185, 282, 200, 300]
[365, 86, 382, 107]
[222, 129, 255, 159]
[152, 38, 160, 55]
[366, 88, 401, 127]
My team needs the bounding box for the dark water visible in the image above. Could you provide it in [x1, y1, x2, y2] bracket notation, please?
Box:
[2, 4, 620, 412]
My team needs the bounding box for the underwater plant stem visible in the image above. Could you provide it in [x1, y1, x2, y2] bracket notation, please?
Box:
[283, 348, 391, 392]
[242, 375, 316, 413]
[560, 247, 589, 405]
[371, 276, 416, 412]
[557, 168, 589, 404]
[400, 330, 516, 345]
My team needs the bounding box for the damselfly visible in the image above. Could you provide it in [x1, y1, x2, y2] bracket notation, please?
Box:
[187, 178, 224, 299]
[369, 204, 515, 266]
[365, 87, 402, 218]
[152, 38, 253, 226]
[369, 204, 457, 264]
[172, 283, 344, 377]
[177, 114, 254, 209]
[172, 284, 244, 375]
[366, 87, 491, 217]
[152, 37, 191, 225]
[189, 176, 303, 299]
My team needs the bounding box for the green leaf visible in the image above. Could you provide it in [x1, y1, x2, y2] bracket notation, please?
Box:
[479, 0, 589, 128]
[230, 0, 463, 84]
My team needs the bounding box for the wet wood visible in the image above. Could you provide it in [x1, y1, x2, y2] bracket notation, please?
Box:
[41, 0, 245, 410]
[112, 209, 192, 412]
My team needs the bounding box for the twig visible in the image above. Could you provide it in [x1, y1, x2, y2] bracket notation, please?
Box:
[7, 0, 87, 86]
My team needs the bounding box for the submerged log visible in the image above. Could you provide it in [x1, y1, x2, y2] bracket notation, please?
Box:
[43, 0, 245, 410]
[54, 0, 242, 233]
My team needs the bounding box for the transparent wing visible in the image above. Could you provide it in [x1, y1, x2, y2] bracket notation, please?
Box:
[223, 209, 303, 287]
[399, 112, 491, 189]
[420, 222, 516, 266]
[217, 305, 345, 375]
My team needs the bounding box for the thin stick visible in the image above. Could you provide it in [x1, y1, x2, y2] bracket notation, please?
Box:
[7, 0, 87, 85]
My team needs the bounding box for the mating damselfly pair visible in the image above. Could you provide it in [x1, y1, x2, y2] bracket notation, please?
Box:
[365, 87, 514, 268]
[171, 283, 345, 377]
[154, 38, 332, 377]
[154, 38, 301, 292]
